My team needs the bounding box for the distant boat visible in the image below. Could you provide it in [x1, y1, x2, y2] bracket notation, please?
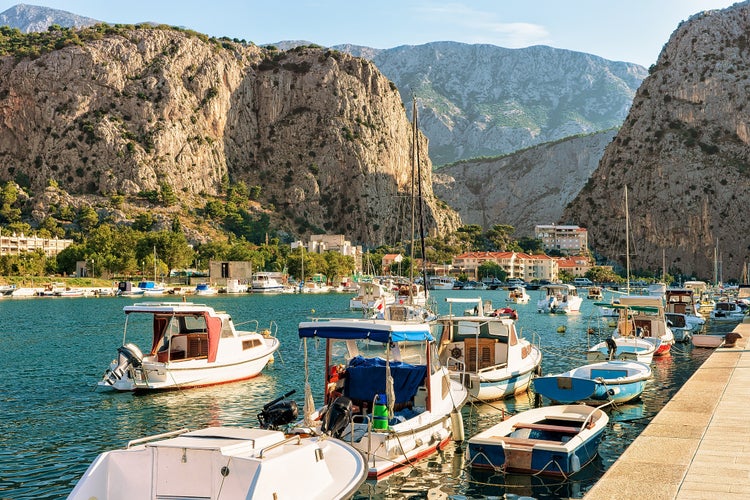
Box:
[194, 283, 218, 296]
[532, 360, 651, 405]
[250, 272, 286, 293]
[137, 280, 166, 296]
[466, 404, 608, 476]
[536, 284, 583, 314]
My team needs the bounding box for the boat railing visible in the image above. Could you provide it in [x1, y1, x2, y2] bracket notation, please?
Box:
[235, 319, 260, 330]
[258, 434, 301, 458]
[127, 428, 190, 448]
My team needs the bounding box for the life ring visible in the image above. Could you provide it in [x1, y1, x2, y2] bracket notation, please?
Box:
[450, 347, 463, 359]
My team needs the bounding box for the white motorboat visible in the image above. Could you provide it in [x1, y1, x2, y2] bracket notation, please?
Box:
[349, 281, 395, 310]
[294, 317, 468, 479]
[665, 288, 705, 329]
[536, 284, 583, 314]
[194, 283, 219, 296]
[710, 300, 746, 322]
[250, 272, 286, 293]
[506, 286, 530, 304]
[435, 297, 541, 402]
[68, 425, 367, 500]
[97, 302, 279, 392]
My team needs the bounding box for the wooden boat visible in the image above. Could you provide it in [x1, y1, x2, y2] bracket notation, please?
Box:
[532, 360, 651, 404]
[435, 297, 541, 402]
[293, 317, 468, 479]
[97, 302, 279, 392]
[587, 286, 603, 300]
[536, 284, 583, 314]
[691, 332, 726, 348]
[69, 393, 367, 500]
[466, 404, 608, 476]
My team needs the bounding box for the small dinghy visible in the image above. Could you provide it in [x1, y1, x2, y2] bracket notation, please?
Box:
[466, 404, 608, 477]
[532, 360, 651, 404]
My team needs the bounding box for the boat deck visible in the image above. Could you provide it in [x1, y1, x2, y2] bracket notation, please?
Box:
[585, 320, 750, 499]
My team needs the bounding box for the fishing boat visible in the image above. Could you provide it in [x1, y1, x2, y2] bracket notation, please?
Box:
[532, 360, 651, 404]
[69, 392, 367, 500]
[293, 317, 468, 479]
[536, 284, 583, 314]
[97, 302, 279, 392]
[466, 404, 608, 476]
[435, 297, 541, 402]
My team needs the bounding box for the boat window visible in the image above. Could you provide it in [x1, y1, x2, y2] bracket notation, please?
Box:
[180, 315, 208, 333]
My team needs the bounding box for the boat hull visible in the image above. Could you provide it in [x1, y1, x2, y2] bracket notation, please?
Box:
[533, 361, 651, 404]
[68, 427, 368, 500]
[466, 405, 608, 476]
[691, 334, 725, 348]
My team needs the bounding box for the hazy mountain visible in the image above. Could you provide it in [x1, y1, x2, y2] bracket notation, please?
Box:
[0, 3, 99, 32]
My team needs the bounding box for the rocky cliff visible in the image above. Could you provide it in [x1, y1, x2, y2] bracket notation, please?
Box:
[0, 26, 460, 245]
[433, 130, 616, 237]
[564, 2, 750, 280]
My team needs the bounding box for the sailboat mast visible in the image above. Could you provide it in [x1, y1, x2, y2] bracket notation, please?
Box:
[625, 186, 630, 295]
[153, 245, 157, 282]
[408, 97, 417, 302]
[413, 98, 429, 296]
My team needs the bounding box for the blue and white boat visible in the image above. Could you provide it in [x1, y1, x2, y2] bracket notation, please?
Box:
[293, 316, 468, 479]
[466, 404, 608, 476]
[532, 360, 651, 404]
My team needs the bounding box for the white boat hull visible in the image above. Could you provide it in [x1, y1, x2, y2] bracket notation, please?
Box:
[68, 427, 368, 500]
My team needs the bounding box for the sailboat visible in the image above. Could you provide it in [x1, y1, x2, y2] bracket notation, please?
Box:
[138, 246, 166, 296]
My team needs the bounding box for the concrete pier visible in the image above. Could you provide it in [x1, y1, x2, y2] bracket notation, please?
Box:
[585, 321, 750, 500]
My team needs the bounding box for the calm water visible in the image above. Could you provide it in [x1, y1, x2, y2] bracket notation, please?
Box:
[0, 288, 725, 500]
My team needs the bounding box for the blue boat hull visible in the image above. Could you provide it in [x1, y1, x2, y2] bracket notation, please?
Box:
[467, 429, 605, 476]
[532, 362, 651, 404]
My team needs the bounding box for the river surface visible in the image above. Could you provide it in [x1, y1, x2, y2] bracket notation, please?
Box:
[0, 288, 731, 499]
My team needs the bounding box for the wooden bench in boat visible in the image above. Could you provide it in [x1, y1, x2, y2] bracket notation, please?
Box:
[512, 422, 580, 434]
[489, 435, 563, 447]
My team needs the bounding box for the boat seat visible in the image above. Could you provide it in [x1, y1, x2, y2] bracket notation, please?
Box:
[512, 423, 580, 434]
[491, 435, 563, 447]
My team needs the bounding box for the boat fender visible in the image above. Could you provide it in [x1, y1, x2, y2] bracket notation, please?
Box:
[571, 454, 581, 472]
[451, 409, 465, 442]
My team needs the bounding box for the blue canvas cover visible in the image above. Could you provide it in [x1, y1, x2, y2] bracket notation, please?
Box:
[298, 322, 434, 343]
[344, 356, 427, 404]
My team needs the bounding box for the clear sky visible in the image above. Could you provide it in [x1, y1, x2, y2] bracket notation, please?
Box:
[0, 1, 740, 67]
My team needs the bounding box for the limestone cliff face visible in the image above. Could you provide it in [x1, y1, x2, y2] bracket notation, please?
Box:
[0, 28, 460, 245]
[433, 131, 615, 237]
[564, 2, 750, 280]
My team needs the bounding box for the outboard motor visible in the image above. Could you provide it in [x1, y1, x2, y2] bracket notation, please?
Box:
[321, 396, 353, 438]
[258, 390, 298, 430]
[102, 343, 144, 386]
